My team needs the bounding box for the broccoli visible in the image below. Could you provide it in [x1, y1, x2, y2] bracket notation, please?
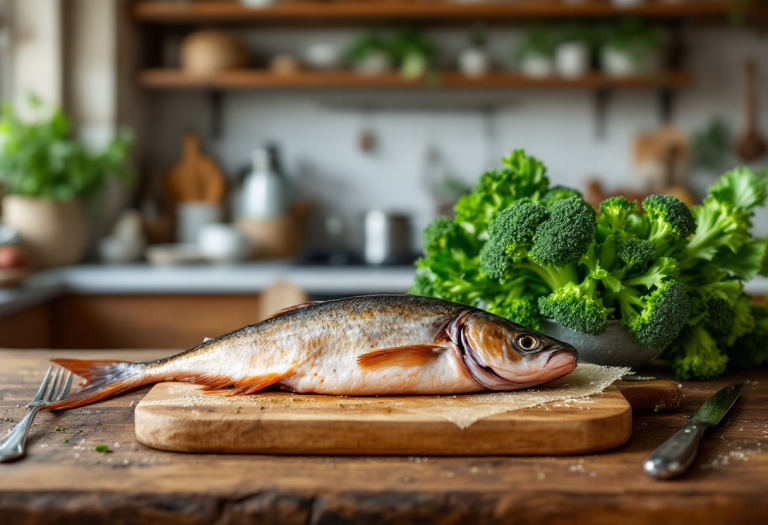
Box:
[422, 216, 456, 256]
[705, 295, 736, 337]
[615, 238, 655, 270]
[669, 324, 729, 380]
[540, 185, 582, 208]
[529, 196, 597, 268]
[597, 196, 640, 239]
[538, 279, 612, 335]
[642, 194, 697, 258]
[480, 200, 549, 279]
[727, 305, 768, 370]
[617, 281, 690, 348]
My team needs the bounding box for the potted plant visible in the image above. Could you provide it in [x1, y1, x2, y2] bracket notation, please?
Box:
[601, 18, 664, 77]
[389, 27, 438, 80]
[0, 96, 133, 268]
[554, 24, 595, 78]
[515, 26, 556, 77]
[346, 33, 395, 75]
[458, 23, 491, 78]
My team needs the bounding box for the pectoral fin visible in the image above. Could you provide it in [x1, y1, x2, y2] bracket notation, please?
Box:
[357, 345, 449, 371]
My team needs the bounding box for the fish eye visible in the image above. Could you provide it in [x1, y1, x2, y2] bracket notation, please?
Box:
[516, 335, 540, 352]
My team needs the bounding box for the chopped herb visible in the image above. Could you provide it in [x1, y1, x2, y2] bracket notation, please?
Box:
[62, 438, 69, 443]
[3, 417, 13, 422]
[94, 444, 112, 454]
[234, 407, 241, 414]
[654, 405, 663, 413]
[54, 426, 67, 432]
[260, 406, 265, 410]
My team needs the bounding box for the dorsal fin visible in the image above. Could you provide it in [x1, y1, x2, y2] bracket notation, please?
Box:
[264, 302, 321, 321]
[357, 345, 448, 371]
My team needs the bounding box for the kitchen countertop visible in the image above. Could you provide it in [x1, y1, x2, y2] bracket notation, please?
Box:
[1, 264, 767, 319]
[1, 349, 767, 524]
[0, 262, 417, 317]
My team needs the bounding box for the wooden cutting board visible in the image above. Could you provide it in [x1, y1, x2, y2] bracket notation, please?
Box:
[133, 380, 678, 456]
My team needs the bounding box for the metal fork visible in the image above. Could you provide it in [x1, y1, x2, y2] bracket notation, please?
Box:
[0, 366, 72, 463]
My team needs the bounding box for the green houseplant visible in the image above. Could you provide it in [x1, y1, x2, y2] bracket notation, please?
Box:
[601, 18, 664, 77]
[0, 96, 133, 268]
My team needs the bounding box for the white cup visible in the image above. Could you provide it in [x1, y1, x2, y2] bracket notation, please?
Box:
[177, 202, 223, 245]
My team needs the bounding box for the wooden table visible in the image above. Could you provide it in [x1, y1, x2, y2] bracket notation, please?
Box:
[1, 350, 767, 524]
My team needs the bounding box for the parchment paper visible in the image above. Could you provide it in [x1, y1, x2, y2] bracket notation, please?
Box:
[139, 363, 630, 429]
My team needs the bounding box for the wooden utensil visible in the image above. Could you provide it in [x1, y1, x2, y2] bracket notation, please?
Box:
[166, 133, 226, 203]
[736, 60, 767, 162]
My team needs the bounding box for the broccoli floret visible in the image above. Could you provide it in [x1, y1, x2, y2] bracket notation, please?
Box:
[482, 276, 544, 330]
[538, 279, 611, 335]
[617, 281, 690, 348]
[540, 185, 582, 208]
[529, 196, 597, 268]
[422, 216, 455, 255]
[479, 239, 512, 281]
[642, 195, 697, 256]
[727, 305, 768, 370]
[670, 324, 729, 380]
[489, 200, 548, 253]
[410, 269, 437, 298]
[706, 295, 735, 337]
[598, 196, 639, 238]
[615, 238, 655, 269]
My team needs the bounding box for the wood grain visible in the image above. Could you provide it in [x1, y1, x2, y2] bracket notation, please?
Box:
[0, 305, 50, 348]
[139, 69, 694, 90]
[1, 349, 767, 524]
[134, 384, 632, 456]
[615, 380, 682, 412]
[50, 295, 261, 349]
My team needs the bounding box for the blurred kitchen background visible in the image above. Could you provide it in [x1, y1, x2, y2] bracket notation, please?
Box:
[0, 0, 767, 350]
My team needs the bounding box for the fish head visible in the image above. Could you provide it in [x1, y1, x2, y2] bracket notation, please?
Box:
[459, 311, 578, 389]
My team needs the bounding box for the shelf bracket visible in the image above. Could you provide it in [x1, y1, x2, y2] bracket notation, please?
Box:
[593, 87, 612, 140]
[207, 89, 224, 140]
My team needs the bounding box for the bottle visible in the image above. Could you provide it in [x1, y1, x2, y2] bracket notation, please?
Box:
[240, 145, 288, 219]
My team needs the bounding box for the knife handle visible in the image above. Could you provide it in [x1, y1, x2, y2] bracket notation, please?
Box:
[643, 421, 707, 479]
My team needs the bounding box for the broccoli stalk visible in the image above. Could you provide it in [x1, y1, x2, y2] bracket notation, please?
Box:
[597, 196, 641, 241]
[642, 194, 697, 258]
[669, 324, 729, 380]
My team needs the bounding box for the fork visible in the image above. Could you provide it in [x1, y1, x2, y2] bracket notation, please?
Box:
[0, 366, 72, 463]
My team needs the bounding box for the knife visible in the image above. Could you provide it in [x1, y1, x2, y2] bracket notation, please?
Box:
[643, 383, 743, 479]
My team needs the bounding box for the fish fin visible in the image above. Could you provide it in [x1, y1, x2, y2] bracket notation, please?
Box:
[357, 345, 448, 371]
[42, 359, 148, 411]
[264, 302, 321, 321]
[228, 372, 291, 395]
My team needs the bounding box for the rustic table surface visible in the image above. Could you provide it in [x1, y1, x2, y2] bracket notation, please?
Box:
[1, 349, 766, 525]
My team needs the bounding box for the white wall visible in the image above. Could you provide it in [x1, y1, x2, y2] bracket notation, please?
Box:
[144, 26, 768, 249]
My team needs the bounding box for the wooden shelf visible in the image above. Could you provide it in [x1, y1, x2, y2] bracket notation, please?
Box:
[139, 69, 693, 90]
[133, 1, 765, 25]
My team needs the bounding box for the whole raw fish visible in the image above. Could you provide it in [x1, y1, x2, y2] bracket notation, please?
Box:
[44, 294, 578, 411]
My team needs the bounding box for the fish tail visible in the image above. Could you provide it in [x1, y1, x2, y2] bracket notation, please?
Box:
[42, 358, 151, 411]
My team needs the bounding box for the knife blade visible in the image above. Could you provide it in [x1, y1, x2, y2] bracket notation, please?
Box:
[643, 383, 743, 479]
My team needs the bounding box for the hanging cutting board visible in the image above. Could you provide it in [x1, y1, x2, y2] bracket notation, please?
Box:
[133, 380, 677, 456]
[166, 133, 226, 203]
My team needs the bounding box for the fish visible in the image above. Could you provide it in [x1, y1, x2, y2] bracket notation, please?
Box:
[43, 294, 578, 411]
